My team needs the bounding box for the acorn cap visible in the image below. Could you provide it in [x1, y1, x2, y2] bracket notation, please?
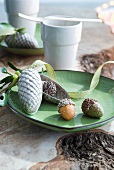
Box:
[81, 98, 104, 118]
[41, 75, 70, 104]
[43, 81, 57, 97]
[58, 98, 75, 112]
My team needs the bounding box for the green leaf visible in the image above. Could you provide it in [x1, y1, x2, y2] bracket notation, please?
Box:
[0, 75, 13, 84]
[0, 22, 16, 37]
[8, 62, 22, 72]
[16, 27, 26, 34]
[0, 93, 8, 106]
[0, 23, 14, 29]
[0, 73, 19, 93]
[0, 83, 5, 89]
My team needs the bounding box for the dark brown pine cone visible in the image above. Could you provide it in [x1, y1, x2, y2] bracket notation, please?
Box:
[43, 81, 57, 97]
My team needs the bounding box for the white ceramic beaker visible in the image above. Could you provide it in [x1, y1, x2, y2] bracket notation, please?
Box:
[41, 17, 82, 70]
[4, 0, 39, 37]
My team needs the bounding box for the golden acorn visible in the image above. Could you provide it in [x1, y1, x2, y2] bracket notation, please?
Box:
[58, 98, 76, 120]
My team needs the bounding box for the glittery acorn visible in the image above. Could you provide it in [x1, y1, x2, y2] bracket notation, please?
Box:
[41, 75, 70, 104]
[81, 98, 104, 118]
[58, 98, 76, 120]
[43, 81, 56, 97]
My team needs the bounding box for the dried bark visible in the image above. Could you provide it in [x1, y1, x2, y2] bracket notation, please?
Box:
[29, 129, 114, 170]
[80, 46, 114, 79]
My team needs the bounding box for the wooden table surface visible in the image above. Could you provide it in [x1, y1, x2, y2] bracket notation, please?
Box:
[0, 3, 114, 170]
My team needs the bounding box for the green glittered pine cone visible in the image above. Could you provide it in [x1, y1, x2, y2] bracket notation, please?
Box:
[5, 29, 38, 49]
[18, 69, 42, 114]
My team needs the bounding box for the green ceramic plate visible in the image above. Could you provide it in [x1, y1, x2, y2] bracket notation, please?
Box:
[0, 24, 43, 55]
[8, 71, 114, 132]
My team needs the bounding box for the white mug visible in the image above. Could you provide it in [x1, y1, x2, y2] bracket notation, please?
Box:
[41, 16, 82, 70]
[4, 0, 39, 37]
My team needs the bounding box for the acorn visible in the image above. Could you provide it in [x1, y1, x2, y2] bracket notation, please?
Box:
[43, 81, 57, 97]
[18, 69, 42, 114]
[81, 98, 104, 118]
[41, 75, 70, 104]
[5, 28, 38, 49]
[58, 98, 76, 120]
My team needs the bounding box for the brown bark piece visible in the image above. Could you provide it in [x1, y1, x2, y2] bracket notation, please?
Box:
[29, 129, 114, 170]
[80, 46, 114, 79]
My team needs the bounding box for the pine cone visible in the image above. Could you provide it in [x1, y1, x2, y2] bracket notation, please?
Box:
[18, 69, 42, 114]
[5, 32, 38, 49]
[81, 98, 104, 118]
[58, 98, 76, 120]
[43, 81, 57, 97]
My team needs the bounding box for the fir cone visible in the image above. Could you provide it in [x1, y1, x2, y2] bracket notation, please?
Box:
[58, 98, 76, 120]
[18, 69, 42, 114]
[5, 32, 38, 49]
[81, 98, 104, 118]
[43, 81, 57, 97]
